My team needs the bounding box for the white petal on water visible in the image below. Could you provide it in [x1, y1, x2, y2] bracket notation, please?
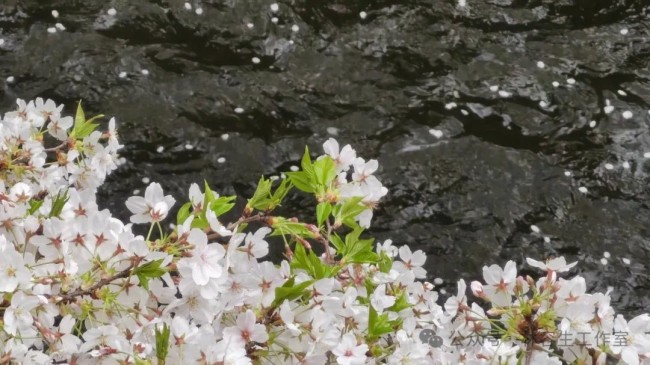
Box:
[291, 24, 299, 32]
[644, 152, 650, 158]
[107, 8, 117, 16]
[617, 89, 627, 96]
[195, 8, 203, 15]
[620, 28, 629, 35]
[359, 11, 367, 19]
[489, 85, 499, 92]
[221, 133, 230, 141]
[118, 71, 127, 78]
[234, 107, 244, 114]
[622, 258, 631, 265]
[55, 23, 66, 31]
[184, 2, 192, 10]
[52, 10, 59, 18]
[536, 61, 545, 69]
[252, 57, 261, 64]
[604, 163, 614, 170]
[622, 110, 633, 119]
[445, 102, 457, 110]
[552, 81, 560, 87]
[141, 69, 149, 76]
[142, 177, 150, 184]
[185, 144, 194, 150]
[217, 157, 226, 163]
[47, 27, 57, 34]
[530, 225, 540, 233]
[290, 165, 299, 172]
[498, 90, 511, 97]
[156, 146, 164, 153]
[600, 258, 608, 265]
[603, 105, 614, 114]
[564, 170, 572, 177]
[622, 161, 631, 169]
[429, 129, 443, 138]
[271, 17, 279, 24]
[566, 78, 576, 85]
[270, 3, 279, 12]
[603, 251, 611, 258]
[6, 76, 15, 83]
[434, 278, 443, 285]
[578, 186, 588, 193]
[589, 120, 597, 128]
[326, 127, 339, 136]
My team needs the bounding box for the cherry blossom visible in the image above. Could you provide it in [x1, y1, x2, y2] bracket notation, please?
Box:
[0, 98, 648, 365]
[125, 182, 176, 223]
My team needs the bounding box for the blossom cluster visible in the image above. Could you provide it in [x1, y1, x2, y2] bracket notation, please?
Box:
[0, 98, 648, 365]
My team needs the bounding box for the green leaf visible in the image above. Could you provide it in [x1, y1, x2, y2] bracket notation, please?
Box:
[203, 180, 217, 207]
[75, 100, 85, 126]
[247, 177, 273, 211]
[133, 259, 167, 290]
[49, 190, 69, 218]
[290, 243, 338, 279]
[210, 195, 236, 217]
[301, 146, 313, 172]
[316, 202, 332, 227]
[272, 276, 315, 308]
[312, 156, 337, 186]
[388, 292, 411, 313]
[347, 251, 379, 264]
[330, 234, 345, 254]
[290, 243, 310, 273]
[270, 217, 317, 239]
[377, 252, 393, 273]
[154, 323, 171, 364]
[28, 199, 43, 215]
[269, 178, 292, 210]
[176, 202, 192, 226]
[287, 171, 314, 193]
[71, 101, 102, 139]
[368, 306, 393, 340]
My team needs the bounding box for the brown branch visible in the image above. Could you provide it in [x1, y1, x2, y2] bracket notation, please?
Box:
[226, 212, 269, 231]
[54, 262, 137, 304]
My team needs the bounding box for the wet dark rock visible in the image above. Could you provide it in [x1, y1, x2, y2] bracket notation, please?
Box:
[0, 0, 649, 315]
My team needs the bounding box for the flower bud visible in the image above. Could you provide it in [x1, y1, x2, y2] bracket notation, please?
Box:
[470, 281, 486, 298]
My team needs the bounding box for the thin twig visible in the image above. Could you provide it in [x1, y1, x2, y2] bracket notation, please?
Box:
[54, 262, 137, 304]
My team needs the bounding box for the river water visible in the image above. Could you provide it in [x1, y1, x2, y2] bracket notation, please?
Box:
[1, 0, 649, 315]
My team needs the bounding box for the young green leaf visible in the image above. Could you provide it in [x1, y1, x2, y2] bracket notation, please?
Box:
[287, 171, 314, 193]
[272, 276, 315, 308]
[316, 202, 332, 227]
[176, 202, 192, 226]
[71, 101, 103, 139]
[368, 306, 393, 341]
[312, 156, 337, 187]
[210, 195, 236, 217]
[132, 259, 167, 290]
[154, 323, 171, 365]
[49, 190, 69, 218]
[28, 199, 43, 215]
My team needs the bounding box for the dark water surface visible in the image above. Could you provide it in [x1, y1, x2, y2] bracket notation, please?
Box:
[1, 0, 650, 315]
